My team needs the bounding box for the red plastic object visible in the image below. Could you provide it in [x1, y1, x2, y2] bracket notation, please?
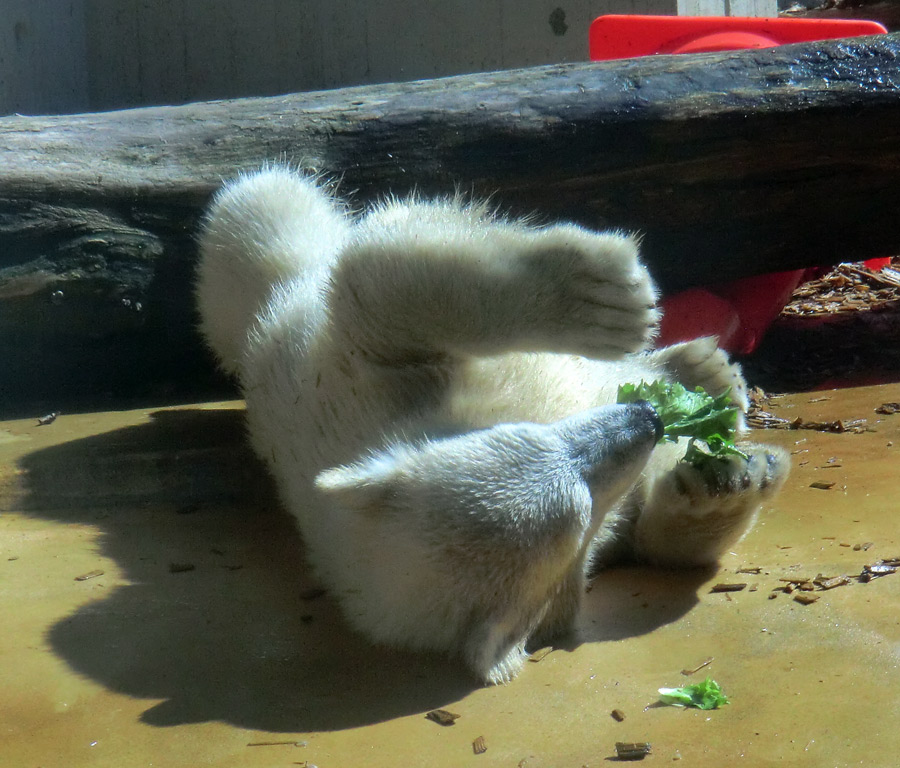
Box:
[589, 15, 888, 354]
[589, 15, 887, 61]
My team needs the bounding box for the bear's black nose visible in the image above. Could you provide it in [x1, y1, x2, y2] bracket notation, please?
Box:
[634, 399, 664, 443]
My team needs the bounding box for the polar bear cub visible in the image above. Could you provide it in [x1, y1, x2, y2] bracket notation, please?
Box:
[196, 166, 789, 685]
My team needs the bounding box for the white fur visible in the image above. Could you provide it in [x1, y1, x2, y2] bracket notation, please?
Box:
[196, 167, 789, 684]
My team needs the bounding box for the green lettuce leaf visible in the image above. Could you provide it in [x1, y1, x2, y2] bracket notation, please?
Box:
[616, 380, 748, 467]
[658, 677, 730, 710]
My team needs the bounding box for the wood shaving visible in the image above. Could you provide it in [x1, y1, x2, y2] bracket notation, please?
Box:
[615, 742, 652, 761]
[746, 393, 868, 434]
[527, 646, 553, 663]
[681, 657, 713, 676]
[425, 709, 460, 726]
[781, 263, 900, 318]
[74, 569, 104, 581]
[793, 593, 819, 605]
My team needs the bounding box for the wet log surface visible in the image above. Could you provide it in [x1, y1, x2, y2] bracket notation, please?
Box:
[2, 33, 900, 412]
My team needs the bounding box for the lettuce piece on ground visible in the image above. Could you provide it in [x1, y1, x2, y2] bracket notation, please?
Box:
[616, 380, 748, 466]
[658, 677, 730, 710]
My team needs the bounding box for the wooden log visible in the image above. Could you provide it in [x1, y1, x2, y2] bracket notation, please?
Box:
[2, 33, 900, 411]
[783, 2, 900, 32]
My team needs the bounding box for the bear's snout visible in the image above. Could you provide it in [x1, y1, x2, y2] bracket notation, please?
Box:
[631, 399, 664, 443]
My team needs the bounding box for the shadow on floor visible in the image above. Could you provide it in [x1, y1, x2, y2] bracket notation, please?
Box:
[16, 407, 704, 732]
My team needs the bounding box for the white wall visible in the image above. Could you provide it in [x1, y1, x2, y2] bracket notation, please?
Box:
[0, 0, 88, 115]
[1, 0, 776, 116]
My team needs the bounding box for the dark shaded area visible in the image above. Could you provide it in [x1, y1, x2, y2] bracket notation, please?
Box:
[741, 305, 900, 392]
[15, 407, 703, 731]
[0, 201, 236, 419]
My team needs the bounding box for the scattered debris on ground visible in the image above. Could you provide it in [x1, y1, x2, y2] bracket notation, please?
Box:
[747, 388, 870, 433]
[720, 559, 900, 604]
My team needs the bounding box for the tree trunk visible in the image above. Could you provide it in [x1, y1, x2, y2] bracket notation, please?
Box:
[2, 32, 899, 411]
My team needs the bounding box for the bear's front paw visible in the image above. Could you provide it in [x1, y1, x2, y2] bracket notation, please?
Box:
[522, 226, 660, 359]
[675, 445, 787, 501]
[636, 444, 789, 566]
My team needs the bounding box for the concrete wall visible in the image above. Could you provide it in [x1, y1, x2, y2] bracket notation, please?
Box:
[1, 0, 776, 116]
[0, 0, 88, 115]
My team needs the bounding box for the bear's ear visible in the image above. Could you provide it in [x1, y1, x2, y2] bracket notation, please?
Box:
[314, 452, 404, 513]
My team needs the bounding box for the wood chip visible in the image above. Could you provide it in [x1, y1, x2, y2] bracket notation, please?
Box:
[810, 481, 836, 490]
[527, 646, 553, 663]
[736, 566, 762, 574]
[681, 657, 713, 676]
[793, 593, 819, 605]
[168, 562, 195, 573]
[875, 402, 900, 415]
[861, 562, 898, 581]
[246, 740, 306, 747]
[472, 736, 487, 755]
[749, 409, 869, 434]
[615, 742, 652, 761]
[611, 708, 626, 722]
[425, 709, 460, 726]
[710, 582, 747, 593]
[814, 574, 852, 590]
[74, 569, 104, 581]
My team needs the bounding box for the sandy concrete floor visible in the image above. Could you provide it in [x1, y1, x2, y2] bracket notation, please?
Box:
[1, 385, 899, 767]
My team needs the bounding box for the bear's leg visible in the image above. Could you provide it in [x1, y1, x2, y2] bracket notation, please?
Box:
[328, 206, 659, 363]
[649, 336, 749, 416]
